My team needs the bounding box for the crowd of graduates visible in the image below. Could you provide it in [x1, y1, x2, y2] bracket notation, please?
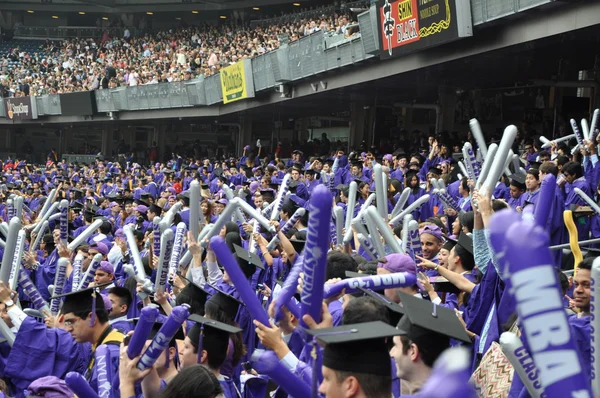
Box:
[0, 114, 598, 397]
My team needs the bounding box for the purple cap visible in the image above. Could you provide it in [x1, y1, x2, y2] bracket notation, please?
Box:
[114, 229, 125, 239]
[109, 201, 119, 208]
[420, 224, 444, 242]
[378, 253, 417, 275]
[98, 261, 114, 274]
[383, 154, 393, 162]
[249, 181, 260, 195]
[90, 242, 109, 256]
[134, 205, 148, 214]
[102, 293, 113, 312]
[252, 167, 262, 173]
[155, 162, 160, 168]
[217, 198, 228, 205]
[167, 187, 177, 194]
[25, 376, 74, 398]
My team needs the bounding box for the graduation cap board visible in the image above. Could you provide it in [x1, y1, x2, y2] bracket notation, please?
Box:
[442, 237, 457, 252]
[345, 271, 364, 279]
[396, 291, 470, 343]
[233, 243, 264, 270]
[456, 233, 473, 255]
[430, 276, 462, 295]
[206, 284, 244, 320]
[176, 272, 211, 314]
[187, 314, 243, 364]
[358, 287, 404, 327]
[305, 321, 401, 376]
[289, 236, 306, 254]
[51, 283, 112, 326]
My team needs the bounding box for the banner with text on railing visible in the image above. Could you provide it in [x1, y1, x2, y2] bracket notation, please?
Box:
[219, 59, 255, 105]
[377, 0, 473, 59]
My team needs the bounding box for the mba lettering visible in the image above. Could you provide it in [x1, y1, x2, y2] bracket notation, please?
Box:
[510, 266, 588, 395]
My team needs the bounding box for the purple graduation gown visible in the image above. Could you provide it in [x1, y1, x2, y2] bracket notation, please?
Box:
[2, 317, 91, 396]
[564, 177, 592, 240]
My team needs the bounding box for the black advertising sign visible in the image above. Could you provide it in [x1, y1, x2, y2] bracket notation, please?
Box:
[377, 0, 472, 59]
[5, 96, 38, 120]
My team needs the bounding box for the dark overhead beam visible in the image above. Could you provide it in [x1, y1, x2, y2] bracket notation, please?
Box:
[73, 0, 116, 7]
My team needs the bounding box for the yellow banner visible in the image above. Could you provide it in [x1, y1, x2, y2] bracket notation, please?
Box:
[220, 62, 247, 104]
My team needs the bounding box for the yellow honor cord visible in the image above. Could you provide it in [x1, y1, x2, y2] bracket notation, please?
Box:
[563, 210, 583, 276]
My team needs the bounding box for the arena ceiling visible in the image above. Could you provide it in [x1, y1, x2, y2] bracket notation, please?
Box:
[0, 0, 325, 12]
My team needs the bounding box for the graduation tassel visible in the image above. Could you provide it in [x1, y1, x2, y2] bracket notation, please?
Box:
[197, 323, 205, 364]
[90, 288, 97, 326]
[311, 337, 322, 398]
[165, 345, 170, 369]
[564, 210, 583, 273]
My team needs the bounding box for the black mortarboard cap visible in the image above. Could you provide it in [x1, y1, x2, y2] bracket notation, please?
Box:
[233, 244, 264, 270]
[291, 163, 304, 173]
[428, 167, 443, 176]
[431, 276, 462, 295]
[510, 178, 526, 190]
[134, 199, 150, 207]
[188, 314, 243, 364]
[52, 284, 111, 325]
[287, 180, 299, 194]
[442, 236, 457, 252]
[345, 271, 363, 279]
[306, 321, 401, 376]
[456, 233, 473, 255]
[268, 183, 280, 191]
[188, 314, 243, 335]
[358, 287, 405, 326]
[335, 184, 348, 191]
[396, 291, 470, 343]
[259, 189, 275, 202]
[176, 272, 210, 313]
[529, 161, 542, 169]
[304, 168, 318, 176]
[405, 170, 419, 181]
[290, 235, 306, 254]
[148, 204, 163, 216]
[206, 286, 244, 319]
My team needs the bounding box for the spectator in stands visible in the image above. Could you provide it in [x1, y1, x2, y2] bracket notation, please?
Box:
[1, 2, 367, 97]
